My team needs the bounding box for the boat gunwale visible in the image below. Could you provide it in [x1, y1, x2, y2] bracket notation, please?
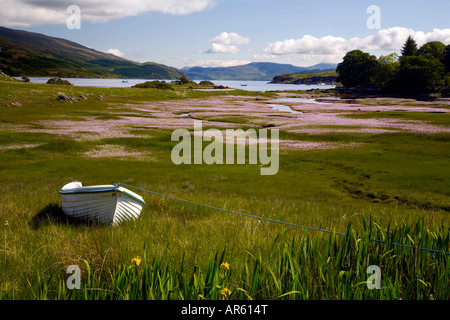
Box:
[59, 186, 146, 205]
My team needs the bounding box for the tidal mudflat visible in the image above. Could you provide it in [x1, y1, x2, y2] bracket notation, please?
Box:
[4, 91, 447, 153]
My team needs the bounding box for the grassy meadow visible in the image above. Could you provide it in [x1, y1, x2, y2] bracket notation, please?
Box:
[0, 79, 449, 300]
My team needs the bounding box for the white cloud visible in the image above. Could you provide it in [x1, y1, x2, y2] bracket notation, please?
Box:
[204, 43, 241, 54]
[203, 31, 250, 54]
[252, 54, 278, 60]
[263, 27, 450, 62]
[105, 48, 125, 57]
[0, 0, 217, 26]
[264, 35, 347, 55]
[186, 59, 252, 68]
[284, 53, 344, 66]
[209, 32, 250, 45]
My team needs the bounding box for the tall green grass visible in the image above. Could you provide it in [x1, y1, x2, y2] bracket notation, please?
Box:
[12, 217, 448, 300]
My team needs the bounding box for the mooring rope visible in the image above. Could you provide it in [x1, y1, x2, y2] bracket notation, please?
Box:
[118, 183, 449, 255]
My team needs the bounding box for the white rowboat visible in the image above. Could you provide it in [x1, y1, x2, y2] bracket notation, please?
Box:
[59, 181, 145, 225]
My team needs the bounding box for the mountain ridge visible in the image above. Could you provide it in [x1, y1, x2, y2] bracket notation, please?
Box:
[0, 26, 337, 81]
[0, 26, 185, 79]
[182, 62, 337, 81]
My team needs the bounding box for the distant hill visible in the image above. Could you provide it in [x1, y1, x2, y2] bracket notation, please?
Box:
[0, 26, 185, 79]
[270, 70, 338, 85]
[182, 62, 337, 81]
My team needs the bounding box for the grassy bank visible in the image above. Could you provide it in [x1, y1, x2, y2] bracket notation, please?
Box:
[0, 80, 448, 299]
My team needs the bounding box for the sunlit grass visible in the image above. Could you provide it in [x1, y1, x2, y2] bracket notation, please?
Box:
[0, 80, 449, 300]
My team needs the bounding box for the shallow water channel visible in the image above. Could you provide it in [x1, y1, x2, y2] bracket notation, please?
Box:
[267, 104, 302, 114]
[266, 97, 326, 114]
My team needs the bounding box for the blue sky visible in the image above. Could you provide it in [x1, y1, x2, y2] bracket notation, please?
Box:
[1, 0, 450, 68]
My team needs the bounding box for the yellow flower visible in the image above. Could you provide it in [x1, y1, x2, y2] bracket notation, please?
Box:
[220, 287, 231, 298]
[131, 256, 141, 266]
[220, 262, 230, 270]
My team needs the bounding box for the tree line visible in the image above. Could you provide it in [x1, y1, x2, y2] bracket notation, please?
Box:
[336, 36, 450, 93]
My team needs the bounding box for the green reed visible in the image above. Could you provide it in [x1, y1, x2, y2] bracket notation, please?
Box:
[22, 217, 448, 300]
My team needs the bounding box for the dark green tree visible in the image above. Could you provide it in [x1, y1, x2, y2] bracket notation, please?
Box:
[444, 44, 450, 73]
[336, 50, 379, 88]
[417, 41, 446, 63]
[374, 53, 400, 89]
[179, 75, 191, 84]
[401, 36, 418, 58]
[396, 55, 445, 91]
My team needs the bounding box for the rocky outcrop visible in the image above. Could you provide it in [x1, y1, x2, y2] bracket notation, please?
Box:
[47, 77, 73, 85]
[57, 95, 77, 102]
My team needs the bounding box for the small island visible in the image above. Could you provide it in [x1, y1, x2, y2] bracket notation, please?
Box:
[133, 76, 230, 90]
[270, 70, 338, 85]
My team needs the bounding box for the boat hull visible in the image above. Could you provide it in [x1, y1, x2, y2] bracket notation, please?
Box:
[59, 182, 145, 225]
